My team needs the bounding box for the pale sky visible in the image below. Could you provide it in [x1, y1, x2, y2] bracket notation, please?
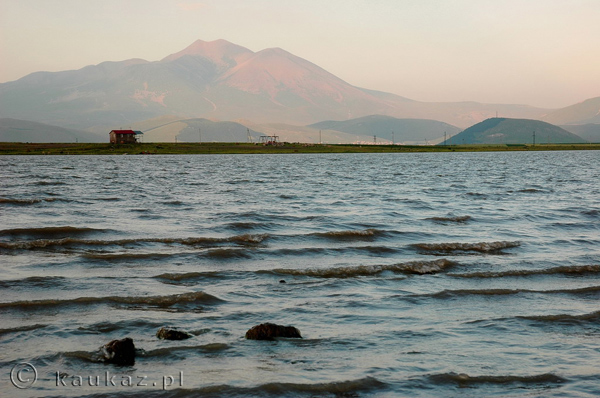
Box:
[1, 0, 598, 108]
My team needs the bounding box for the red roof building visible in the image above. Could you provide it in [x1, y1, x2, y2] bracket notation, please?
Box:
[109, 130, 140, 144]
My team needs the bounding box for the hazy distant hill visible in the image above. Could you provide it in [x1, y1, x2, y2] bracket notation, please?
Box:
[134, 116, 375, 144]
[0, 39, 552, 131]
[560, 124, 600, 143]
[445, 118, 586, 145]
[0, 118, 102, 142]
[542, 97, 600, 125]
[242, 121, 376, 144]
[127, 116, 261, 143]
[309, 115, 461, 144]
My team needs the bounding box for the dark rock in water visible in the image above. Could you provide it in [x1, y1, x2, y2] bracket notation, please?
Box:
[101, 337, 135, 365]
[279, 280, 287, 284]
[245, 323, 302, 340]
[156, 327, 193, 340]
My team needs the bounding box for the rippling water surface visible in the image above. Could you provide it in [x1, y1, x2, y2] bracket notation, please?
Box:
[1, 151, 599, 397]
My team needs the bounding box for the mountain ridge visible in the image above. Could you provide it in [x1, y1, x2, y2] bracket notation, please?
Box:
[0, 39, 593, 134]
[0, 118, 103, 142]
[542, 97, 600, 125]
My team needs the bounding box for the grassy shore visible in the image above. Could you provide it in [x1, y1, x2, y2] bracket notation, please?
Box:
[0, 142, 599, 155]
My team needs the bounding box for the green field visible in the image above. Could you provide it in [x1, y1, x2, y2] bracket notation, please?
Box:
[1, 142, 598, 155]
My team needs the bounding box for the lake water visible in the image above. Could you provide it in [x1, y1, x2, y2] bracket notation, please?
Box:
[1, 151, 599, 397]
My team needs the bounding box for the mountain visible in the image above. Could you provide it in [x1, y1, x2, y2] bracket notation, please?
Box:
[0, 118, 102, 142]
[560, 124, 600, 143]
[0, 39, 553, 134]
[309, 115, 461, 144]
[445, 118, 586, 145]
[542, 97, 600, 125]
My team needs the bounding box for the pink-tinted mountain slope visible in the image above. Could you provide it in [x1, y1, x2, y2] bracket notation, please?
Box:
[0, 39, 557, 131]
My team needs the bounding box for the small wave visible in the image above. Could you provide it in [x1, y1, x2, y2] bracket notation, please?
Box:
[519, 188, 548, 193]
[268, 259, 455, 278]
[161, 200, 184, 206]
[518, 310, 600, 325]
[427, 215, 472, 223]
[271, 246, 401, 257]
[229, 233, 268, 245]
[204, 248, 253, 259]
[39, 197, 73, 203]
[350, 245, 399, 255]
[582, 209, 599, 217]
[76, 319, 165, 334]
[412, 241, 520, 254]
[279, 194, 296, 199]
[0, 291, 224, 310]
[227, 222, 274, 231]
[430, 285, 600, 299]
[0, 323, 47, 336]
[428, 372, 566, 386]
[226, 179, 251, 184]
[154, 271, 223, 282]
[33, 180, 66, 186]
[0, 238, 124, 250]
[0, 275, 67, 288]
[81, 252, 174, 261]
[312, 229, 385, 241]
[0, 226, 104, 238]
[254, 376, 386, 395]
[0, 234, 269, 251]
[60, 350, 99, 363]
[130, 208, 150, 213]
[0, 198, 42, 205]
[141, 343, 230, 358]
[466, 192, 487, 199]
[70, 376, 386, 398]
[450, 264, 600, 278]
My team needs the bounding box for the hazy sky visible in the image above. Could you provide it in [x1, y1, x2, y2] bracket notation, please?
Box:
[1, 0, 598, 108]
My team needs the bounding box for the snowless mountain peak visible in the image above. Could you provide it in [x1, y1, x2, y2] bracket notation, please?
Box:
[161, 39, 254, 66]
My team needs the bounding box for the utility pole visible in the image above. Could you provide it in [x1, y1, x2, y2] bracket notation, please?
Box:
[374, 135, 377, 144]
[392, 131, 394, 145]
[319, 130, 322, 145]
[247, 128, 252, 143]
[444, 131, 447, 146]
[533, 131, 536, 146]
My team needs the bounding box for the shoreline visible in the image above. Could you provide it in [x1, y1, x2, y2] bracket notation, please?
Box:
[1, 142, 599, 155]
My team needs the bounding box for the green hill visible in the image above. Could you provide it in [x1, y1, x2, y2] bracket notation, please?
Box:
[0, 118, 103, 142]
[309, 115, 461, 144]
[445, 118, 586, 145]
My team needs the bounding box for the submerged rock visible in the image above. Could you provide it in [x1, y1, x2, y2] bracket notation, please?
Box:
[101, 337, 135, 365]
[156, 327, 193, 340]
[245, 323, 302, 340]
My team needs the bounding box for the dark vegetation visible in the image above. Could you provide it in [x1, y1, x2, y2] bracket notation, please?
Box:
[1, 142, 598, 155]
